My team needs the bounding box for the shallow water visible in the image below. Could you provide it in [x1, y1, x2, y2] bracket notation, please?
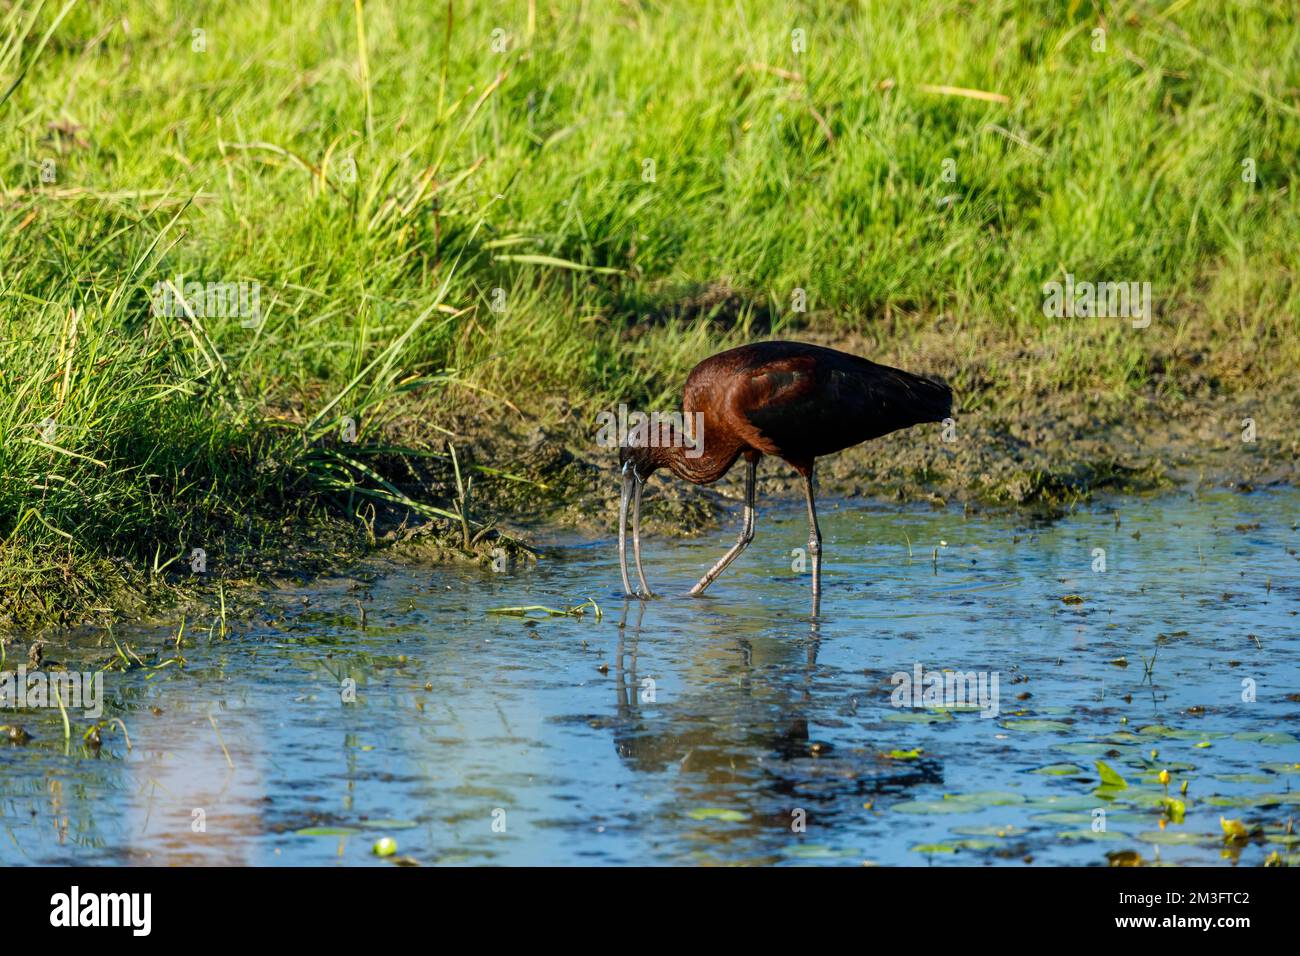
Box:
[2, 489, 1297, 866]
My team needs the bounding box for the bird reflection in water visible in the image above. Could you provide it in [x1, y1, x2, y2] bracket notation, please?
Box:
[605, 596, 941, 860]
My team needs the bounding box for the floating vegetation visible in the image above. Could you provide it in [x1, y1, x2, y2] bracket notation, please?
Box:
[1001, 719, 1072, 733]
[891, 800, 970, 816]
[686, 808, 747, 823]
[486, 598, 603, 621]
[883, 747, 924, 759]
[1095, 760, 1129, 791]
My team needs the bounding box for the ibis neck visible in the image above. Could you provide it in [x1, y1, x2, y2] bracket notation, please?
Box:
[652, 442, 741, 485]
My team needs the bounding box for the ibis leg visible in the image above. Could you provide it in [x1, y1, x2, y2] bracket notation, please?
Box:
[690, 458, 757, 596]
[631, 477, 653, 598]
[618, 469, 635, 597]
[803, 468, 822, 599]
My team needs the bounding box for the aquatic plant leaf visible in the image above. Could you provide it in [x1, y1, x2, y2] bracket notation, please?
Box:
[1055, 742, 1131, 756]
[1139, 830, 1209, 846]
[951, 824, 1026, 837]
[1206, 795, 1257, 808]
[361, 819, 419, 829]
[942, 790, 1026, 806]
[1095, 760, 1128, 790]
[782, 844, 856, 859]
[883, 747, 924, 759]
[687, 808, 746, 822]
[1137, 725, 1176, 737]
[883, 710, 953, 724]
[891, 800, 970, 815]
[1031, 812, 1095, 825]
[1233, 732, 1299, 745]
[1058, 829, 1124, 841]
[1032, 763, 1085, 775]
[1126, 790, 1177, 809]
[1026, 795, 1109, 811]
[911, 842, 957, 853]
[1001, 719, 1072, 733]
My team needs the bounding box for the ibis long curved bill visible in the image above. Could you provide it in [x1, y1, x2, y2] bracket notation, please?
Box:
[618, 461, 654, 599]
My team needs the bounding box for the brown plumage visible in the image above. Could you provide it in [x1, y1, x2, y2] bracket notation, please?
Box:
[618, 340, 952, 601]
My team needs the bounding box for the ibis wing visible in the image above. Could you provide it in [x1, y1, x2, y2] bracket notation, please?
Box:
[718, 355, 819, 456]
[732, 355, 951, 461]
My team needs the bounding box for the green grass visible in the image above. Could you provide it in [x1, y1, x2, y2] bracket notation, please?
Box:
[2, 0, 1298, 625]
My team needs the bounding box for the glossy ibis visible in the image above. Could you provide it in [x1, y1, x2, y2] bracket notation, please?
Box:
[618, 340, 952, 600]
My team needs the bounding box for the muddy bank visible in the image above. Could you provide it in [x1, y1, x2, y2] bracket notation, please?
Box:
[376, 310, 1293, 544]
